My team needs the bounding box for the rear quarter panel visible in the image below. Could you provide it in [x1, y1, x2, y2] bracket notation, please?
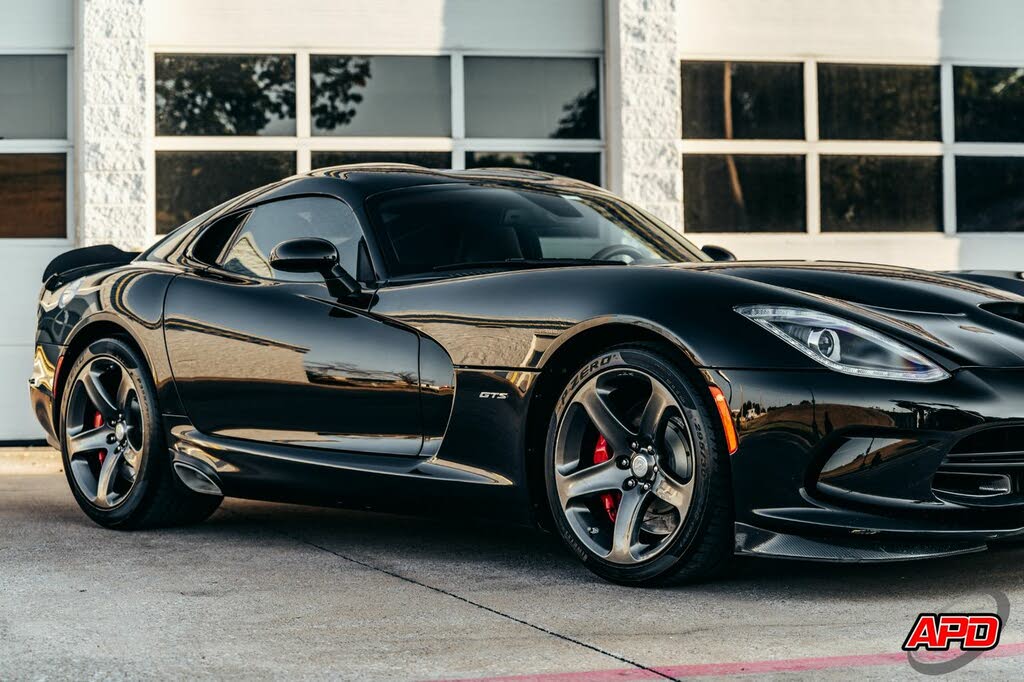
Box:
[36, 262, 183, 432]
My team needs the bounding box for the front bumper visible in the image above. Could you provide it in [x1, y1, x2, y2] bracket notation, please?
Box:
[712, 367, 1024, 560]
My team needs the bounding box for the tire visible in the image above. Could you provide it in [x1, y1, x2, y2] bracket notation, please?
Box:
[59, 337, 222, 529]
[544, 343, 733, 585]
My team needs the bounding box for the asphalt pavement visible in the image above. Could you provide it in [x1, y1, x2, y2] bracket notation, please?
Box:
[3, 447, 1024, 680]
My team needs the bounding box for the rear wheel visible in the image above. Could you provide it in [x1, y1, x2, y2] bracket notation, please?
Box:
[60, 337, 222, 529]
[544, 344, 733, 585]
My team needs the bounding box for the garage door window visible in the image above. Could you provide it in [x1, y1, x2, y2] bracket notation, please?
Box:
[681, 61, 803, 140]
[0, 54, 70, 239]
[155, 54, 296, 136]
[310, 56, 450, 137]
[154, 151, 296, 234]
[154, 52, 604, 234]
[682, 58, 1024, 234]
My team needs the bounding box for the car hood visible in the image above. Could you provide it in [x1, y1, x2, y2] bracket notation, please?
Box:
[679, 260, 1024, 368]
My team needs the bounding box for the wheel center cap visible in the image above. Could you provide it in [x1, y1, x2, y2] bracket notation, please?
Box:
[630, 454, 653, 479]
[114, 423, 126, 441]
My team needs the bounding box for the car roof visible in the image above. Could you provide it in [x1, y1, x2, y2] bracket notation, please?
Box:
[154, 164, 616, 272]
[242, 163, 608, 208]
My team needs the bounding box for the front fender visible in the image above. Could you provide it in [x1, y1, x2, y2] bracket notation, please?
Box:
[374, 265, 836, 371]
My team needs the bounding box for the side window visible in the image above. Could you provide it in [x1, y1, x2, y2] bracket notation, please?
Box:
[190, 211, 251, 265]
[220, 197, 365, 282]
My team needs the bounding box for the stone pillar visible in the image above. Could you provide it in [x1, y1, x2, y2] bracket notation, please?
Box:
[605, 0, 682, 228]
[76, 0, 149, 249]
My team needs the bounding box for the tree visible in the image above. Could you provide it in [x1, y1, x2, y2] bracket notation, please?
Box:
[154, 54, 374, 136]
[310, 56, 373, 131]
[155, 54, 297, 135]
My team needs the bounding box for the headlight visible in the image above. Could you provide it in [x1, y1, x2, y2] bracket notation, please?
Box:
[735, 305, 950, 383]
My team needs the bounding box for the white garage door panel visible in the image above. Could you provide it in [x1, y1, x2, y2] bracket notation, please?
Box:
[0, 245, 67, 346]
[0, 0, 72, 49]
[0, 245, 68, 441]
[0, 345, 44, 441]
[148, 0, 603, 52]
[678, 0, 1024, 64]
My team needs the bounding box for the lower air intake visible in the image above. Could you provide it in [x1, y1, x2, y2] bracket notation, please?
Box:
[933, 426, 1024, 507]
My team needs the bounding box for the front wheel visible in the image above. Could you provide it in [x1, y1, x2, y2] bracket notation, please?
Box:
[60, 337, 222, 529]
[544, 344, 733, 585]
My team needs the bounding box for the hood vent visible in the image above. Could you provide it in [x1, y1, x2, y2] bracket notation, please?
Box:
[980, 302, 1024, 325]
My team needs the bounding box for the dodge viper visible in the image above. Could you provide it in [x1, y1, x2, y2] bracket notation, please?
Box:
[28, 165, 1024, 585]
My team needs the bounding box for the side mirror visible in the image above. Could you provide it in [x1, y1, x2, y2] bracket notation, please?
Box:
[701, 244, 737, 262]
[270, 237, 359, 297]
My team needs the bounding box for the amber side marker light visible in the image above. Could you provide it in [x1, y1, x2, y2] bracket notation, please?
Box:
[709, 385, 738, 454]
[53, 354, 65, 399]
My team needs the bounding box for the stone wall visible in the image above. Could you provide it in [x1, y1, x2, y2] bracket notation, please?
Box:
[606, 0, 681, 228]
[76, 0, 148, 249]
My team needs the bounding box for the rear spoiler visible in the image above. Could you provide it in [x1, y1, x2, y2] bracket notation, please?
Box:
[42, 245, 140, 288]
[942, 270, 1024, 297]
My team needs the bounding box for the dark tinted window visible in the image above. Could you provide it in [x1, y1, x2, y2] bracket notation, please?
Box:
[0, 153, 66, 238]
[955, 66, 1024, 142]
[220, 197, 364, 280]
[0, 55, 67, 139]
[464, 57, 599, 139]
[956, 156, 1024, 232]
[370, 185, 702, 277]
[821, 156, 942, 232]
[310, 56, 450, 136]
[682, 154, 805, 232]
[818, 64, 940, 140]
[465, 152, 601, 186]
[192, 211, 251, 265]
[312, 151, 451, 169]
[155, 54, 296, 136]
[155, 151, 295, 233]
[681, 61, 803, 139]
[142, 204, 224, 262]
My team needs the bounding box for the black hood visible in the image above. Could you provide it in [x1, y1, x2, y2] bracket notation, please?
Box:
[683, 261, 1024, 368]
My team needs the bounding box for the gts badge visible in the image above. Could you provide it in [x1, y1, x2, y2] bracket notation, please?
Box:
[479, 391, 509, 400]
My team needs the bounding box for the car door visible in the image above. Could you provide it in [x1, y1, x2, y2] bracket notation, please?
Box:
[163, 195, 423, 456]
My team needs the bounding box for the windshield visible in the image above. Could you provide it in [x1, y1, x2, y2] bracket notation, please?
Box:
[368, 184, 708, 277]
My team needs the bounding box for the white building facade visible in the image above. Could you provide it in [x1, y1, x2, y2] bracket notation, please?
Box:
[3, 0, 1024, 439]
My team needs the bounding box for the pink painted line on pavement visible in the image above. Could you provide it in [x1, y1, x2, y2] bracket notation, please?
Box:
[443, 640, 1024, 682]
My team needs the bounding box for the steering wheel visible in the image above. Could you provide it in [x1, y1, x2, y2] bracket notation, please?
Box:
[591, 244, 647, 262]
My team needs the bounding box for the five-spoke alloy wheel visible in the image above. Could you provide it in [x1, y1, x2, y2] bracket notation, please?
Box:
[65, 356, 145, 509]
[545, 344, 732, 585]
[60, 337, 222, 529]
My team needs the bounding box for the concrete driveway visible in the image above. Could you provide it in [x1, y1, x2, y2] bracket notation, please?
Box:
[2, 447, 1024, 680]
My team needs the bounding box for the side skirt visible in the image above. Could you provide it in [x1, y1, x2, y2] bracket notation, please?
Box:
[162, 418, 529, 522]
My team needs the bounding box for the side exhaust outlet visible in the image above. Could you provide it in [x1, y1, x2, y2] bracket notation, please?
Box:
[172, 462, 223, 496]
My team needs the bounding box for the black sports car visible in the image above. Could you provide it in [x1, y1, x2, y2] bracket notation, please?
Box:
[28, 165, 1024, 585]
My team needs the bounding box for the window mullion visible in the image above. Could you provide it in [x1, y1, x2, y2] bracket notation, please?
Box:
[940, 61, 957, 235]
[452, 143, 466, 170]
[451, 53, 465, 142]
[804, 60, 821, 235]
[296, 50, 311, 172]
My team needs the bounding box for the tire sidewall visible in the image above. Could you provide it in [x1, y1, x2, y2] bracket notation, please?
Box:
[544, 346, 721, 584]
[60, 338, 164, 528]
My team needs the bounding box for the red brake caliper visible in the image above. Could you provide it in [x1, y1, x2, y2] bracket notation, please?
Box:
[593, 435, 621, 522]
[93, 411, 106, 464]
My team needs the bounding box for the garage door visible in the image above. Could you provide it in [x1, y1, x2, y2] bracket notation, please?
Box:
[0, 51, 72, 441]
